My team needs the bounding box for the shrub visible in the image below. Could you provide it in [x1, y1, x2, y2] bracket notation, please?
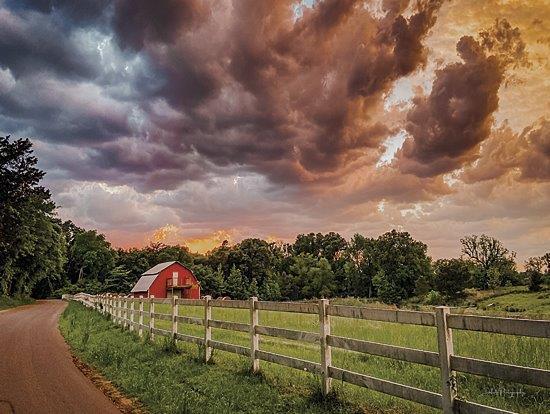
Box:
[424, 290, 443, 305]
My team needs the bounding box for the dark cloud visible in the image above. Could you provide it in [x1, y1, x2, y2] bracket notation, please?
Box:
[396, 19, 528, 177]
[113, 0, 209, 51]
[0, 8, 100, 79]
[107, 0, 444, 186]
[3, 0, 445, 190]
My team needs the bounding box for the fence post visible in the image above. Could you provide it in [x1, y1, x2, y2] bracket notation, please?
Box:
[204, 295, 212, 363]
[129, 298, 135, 332]
[149, 296, 155, 340]
[250, 296, 259, 373]
[319, 298, 332, 396]
[436, 306, 456, 414]
[117, 296, 122, 325]
[119, 296, 123, 324]
[172, 295, 178, 340]
[138, 295, 144, 337]
[123, 297, 128, 329]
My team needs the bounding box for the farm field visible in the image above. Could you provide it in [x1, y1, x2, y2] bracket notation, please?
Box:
[62, 300, 549, 414]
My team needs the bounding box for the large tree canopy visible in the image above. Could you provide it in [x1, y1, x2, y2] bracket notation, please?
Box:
[0, 136, 66, 296]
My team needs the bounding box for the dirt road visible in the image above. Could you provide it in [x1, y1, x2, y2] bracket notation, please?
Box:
[0, 300, 120, 414]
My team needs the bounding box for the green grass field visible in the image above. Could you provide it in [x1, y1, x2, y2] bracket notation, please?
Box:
[61, 297, 549, 414]
[0, 295, 34, 310]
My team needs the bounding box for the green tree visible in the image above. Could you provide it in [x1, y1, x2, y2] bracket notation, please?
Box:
[525, 256, 544, 292]
[103, 265, 136, 293]
[259, 274, 281, 300]
[67, 230, 115, 283]
[225, 265, 248, 299]
[342, 234, 378, 298]
[0, 136, 67, 297]
[192, 264, 225, 297]
[371, 230, 432, 304]
[433, 259, 472, 297]
[460, 235, 518, 289]
[289, 254, 336, 299]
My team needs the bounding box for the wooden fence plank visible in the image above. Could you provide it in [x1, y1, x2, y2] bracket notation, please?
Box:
[451, 355, 550, 388]
[327, 305, 435, 326]
[454, 399, 517, 414]
[256, 350, 322, 374]
[152, 312, 172, 321]
[447, 314, 550, 338]
[175, 315, 204, 326]
[150, 298, 172, 304]
[209, 340, 250, 357]
[255, 301, 319, 314]
[151, 327, 171, 338]
[255, 325, 320, 343]
[175, 333, 205, 345]
[327, 335, 439, 367]
[208, 319, 250, 332]
[210, 299, 249, 309]
[175, 299, 204, 306]
[329, 366, 442, 409]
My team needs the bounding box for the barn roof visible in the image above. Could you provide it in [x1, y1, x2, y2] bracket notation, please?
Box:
[142, 261, 178, 275]
[130, 275, 157, 293]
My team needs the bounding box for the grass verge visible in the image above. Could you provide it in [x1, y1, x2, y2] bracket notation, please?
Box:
[61, 300, 549, 414]
[0, 295, 34, 310]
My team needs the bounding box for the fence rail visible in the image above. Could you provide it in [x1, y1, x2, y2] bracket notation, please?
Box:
[67, 293, 550, 414]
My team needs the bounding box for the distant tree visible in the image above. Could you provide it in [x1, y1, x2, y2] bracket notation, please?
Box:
[342, 234, 378, 298]
[433, 259, 472, 297]
[248, 278, 259, 297]
[192, 264, 225, 297]
[104, 265, 135, 293]
[259, 274, 281, 300]
[225, 265, 248, 299]
[371, 230, 432, 304]
[525, 256, 544, 292]
[460, 235, 518, 289]
[288, 254, 336, 299]
[67, 230, 115, 283]
[227, 238, 281, 287]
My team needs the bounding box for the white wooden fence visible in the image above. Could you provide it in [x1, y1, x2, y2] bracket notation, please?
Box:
[68, 294, 550, 414]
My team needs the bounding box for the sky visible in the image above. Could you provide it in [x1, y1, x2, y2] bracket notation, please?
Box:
[0, 0, 548, 262]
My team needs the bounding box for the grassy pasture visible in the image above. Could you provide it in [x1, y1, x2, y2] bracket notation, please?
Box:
[137, 301, 549, 413]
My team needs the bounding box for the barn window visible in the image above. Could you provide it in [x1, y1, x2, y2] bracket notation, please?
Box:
[172, 271, 178, 285]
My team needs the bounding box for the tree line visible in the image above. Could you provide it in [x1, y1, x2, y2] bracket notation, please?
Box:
[1, 137, 549, 303]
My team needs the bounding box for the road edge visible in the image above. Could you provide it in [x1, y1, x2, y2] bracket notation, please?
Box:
[58, 301, 147, 414]
[68, 352, 147, 414]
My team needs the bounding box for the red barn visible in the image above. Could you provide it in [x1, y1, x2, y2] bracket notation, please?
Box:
[130, 261, 201, 299]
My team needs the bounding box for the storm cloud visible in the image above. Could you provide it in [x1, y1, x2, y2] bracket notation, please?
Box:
[396, 19, 529, 177]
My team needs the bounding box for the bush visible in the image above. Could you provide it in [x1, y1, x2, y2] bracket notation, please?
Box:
[424, 290, 444, 305]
